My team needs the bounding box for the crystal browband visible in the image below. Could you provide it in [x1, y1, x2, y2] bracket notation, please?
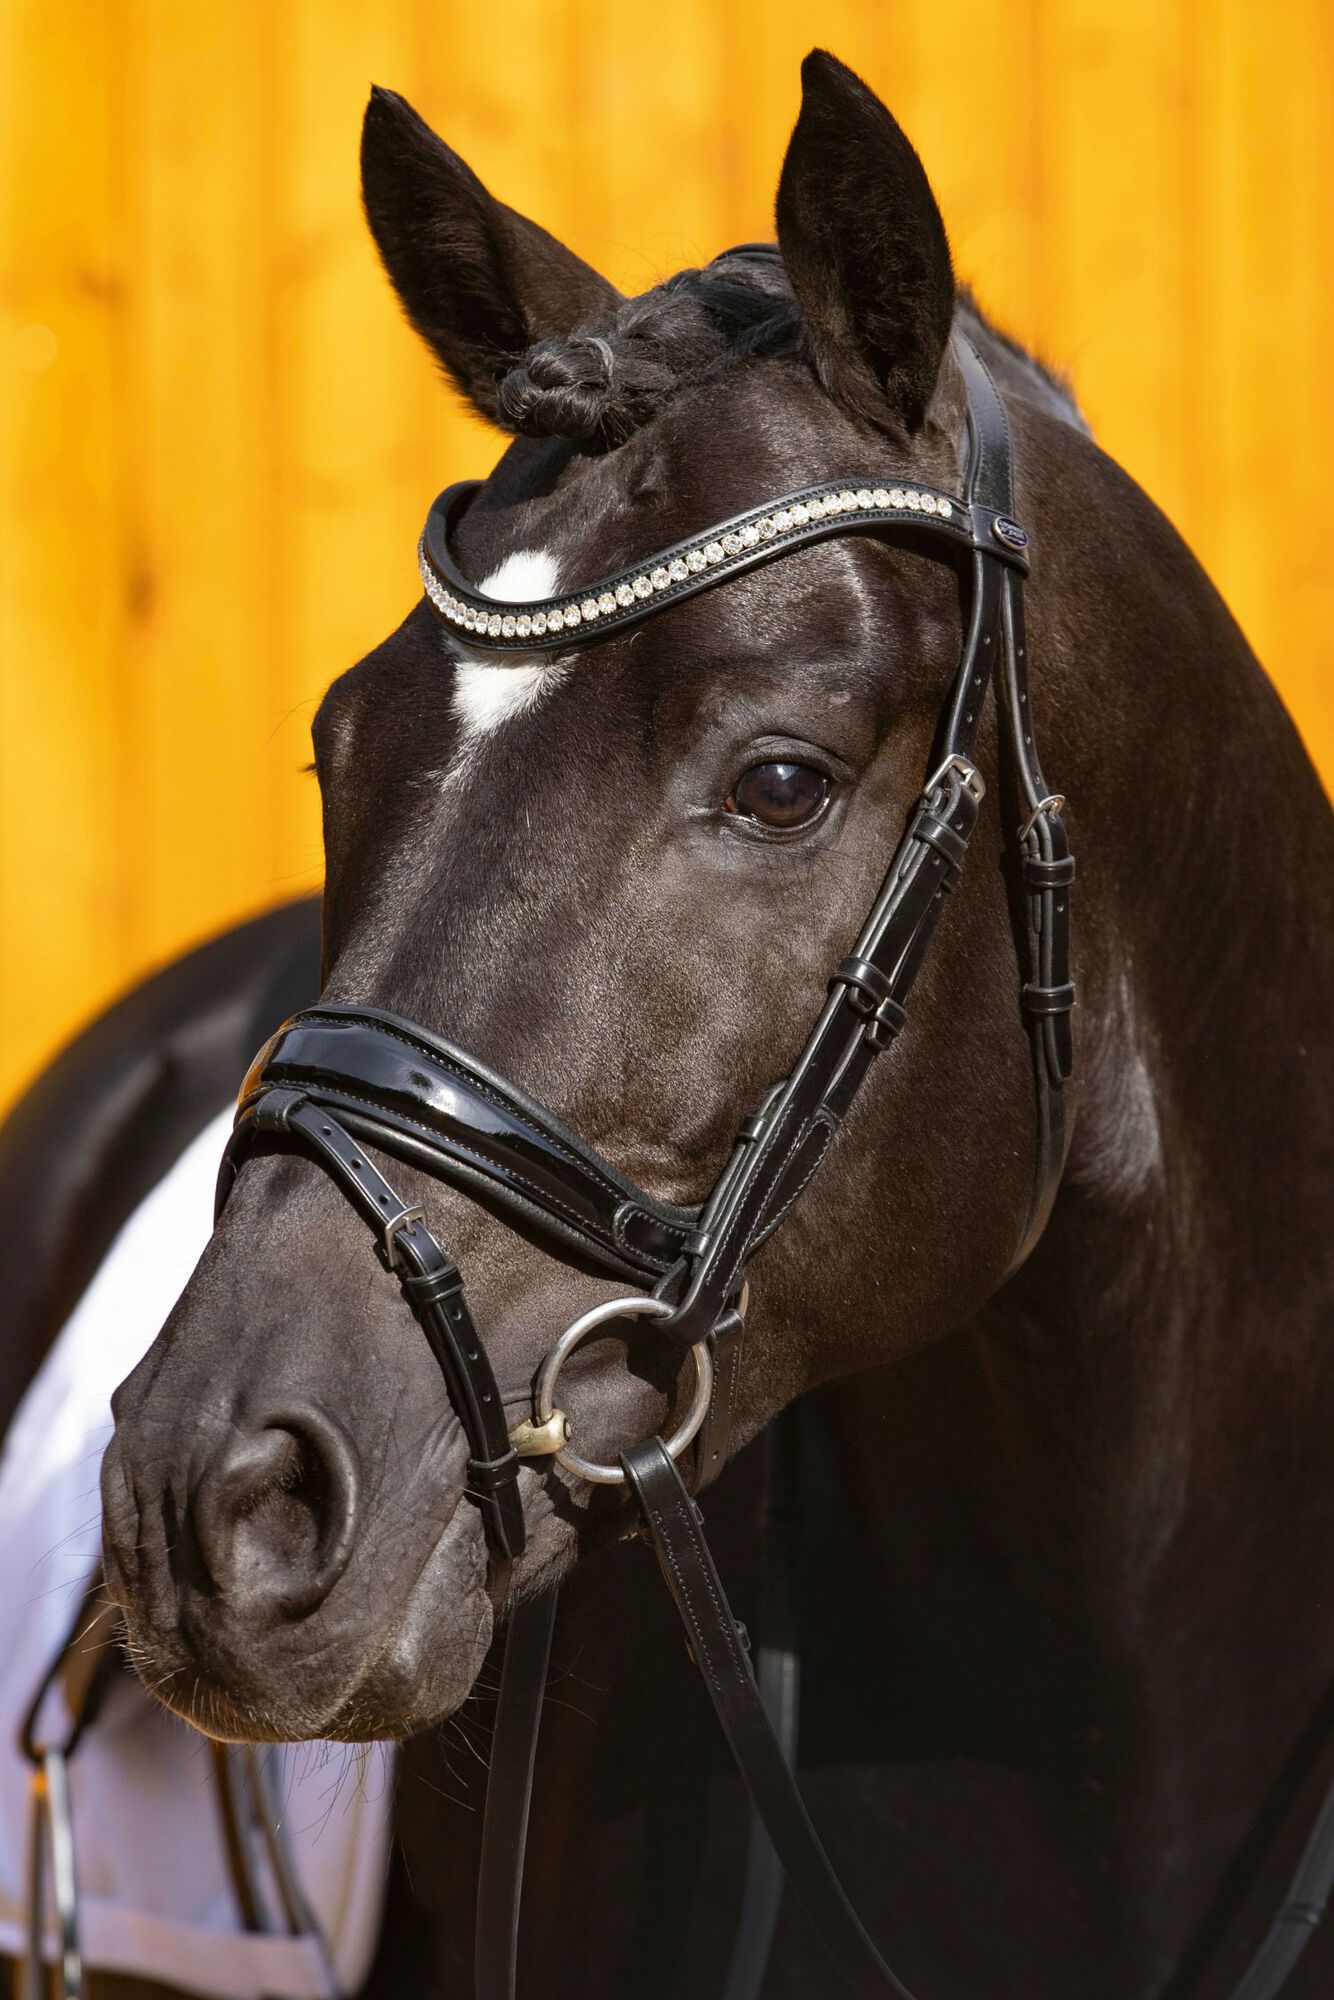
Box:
[419, 475, 1032, 653]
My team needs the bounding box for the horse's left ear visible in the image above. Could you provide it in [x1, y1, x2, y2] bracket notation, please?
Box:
[776, 51, 955, 434]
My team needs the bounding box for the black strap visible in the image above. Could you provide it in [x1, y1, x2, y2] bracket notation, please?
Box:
[217, 1091, 525, 1569]
[721, 1411, 802, 2000]
[953, 335, 1076, 1256]
[475, 1587, 560, 2000]
[693, 1303, 748, 1491]
[21, 1575, 119, 1768]
[657, 752, 988, 1349]
[1227, 1776, 1334, 1999]
[622, 1439, 916, 1999]
[209, 1745, 266, 1935]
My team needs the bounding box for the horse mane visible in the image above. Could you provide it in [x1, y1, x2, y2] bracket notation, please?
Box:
[496, 253, 1084, 449]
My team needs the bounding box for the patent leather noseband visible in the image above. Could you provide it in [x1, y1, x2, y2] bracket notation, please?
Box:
[225, 1007, 696, 1284]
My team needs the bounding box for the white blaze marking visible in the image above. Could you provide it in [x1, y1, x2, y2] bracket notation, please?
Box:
[450, 548, 570, 744]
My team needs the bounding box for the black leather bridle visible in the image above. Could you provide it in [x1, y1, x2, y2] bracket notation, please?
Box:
[220, 327, 1074, 1562]
[213, 315, 1330, 1998]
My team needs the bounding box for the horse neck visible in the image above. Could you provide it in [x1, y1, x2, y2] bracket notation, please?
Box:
[817, 448, 1334, 1863]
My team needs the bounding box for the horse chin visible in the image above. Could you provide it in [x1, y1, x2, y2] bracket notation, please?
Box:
[113, 1492, 497, 1744]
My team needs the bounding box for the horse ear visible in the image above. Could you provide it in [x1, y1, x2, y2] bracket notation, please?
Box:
[776, 51, 955, 434]
[361, 87, 622, 423]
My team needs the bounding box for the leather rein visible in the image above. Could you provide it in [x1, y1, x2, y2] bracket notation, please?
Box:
[210, 326, 1332, 1998]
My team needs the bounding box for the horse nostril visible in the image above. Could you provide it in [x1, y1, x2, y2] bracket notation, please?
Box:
[193, 1408, 361, 1619]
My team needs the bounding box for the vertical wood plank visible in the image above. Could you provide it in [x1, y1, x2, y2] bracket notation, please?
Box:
[573, 0, 732, 289]
[1185, 0, 1332, 764]
[1279, 1, 1334, 762]
[119, 0, 277, 965]
[1034, 0, 1194, 513]
[0, 0, 130, 1099]
[905, 0, 1043, 348]
[266, 1, 427, 901]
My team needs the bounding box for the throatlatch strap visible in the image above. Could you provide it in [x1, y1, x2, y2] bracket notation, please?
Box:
[622, 1440, 916, 2000]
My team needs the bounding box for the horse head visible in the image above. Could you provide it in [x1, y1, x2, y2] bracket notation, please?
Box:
[103, 51, 1084, 1742]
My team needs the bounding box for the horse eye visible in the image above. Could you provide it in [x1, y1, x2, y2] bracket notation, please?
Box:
[725, 761, 830, 829]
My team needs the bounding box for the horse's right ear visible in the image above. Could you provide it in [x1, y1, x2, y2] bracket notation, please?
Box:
[361, 87, 622, 423]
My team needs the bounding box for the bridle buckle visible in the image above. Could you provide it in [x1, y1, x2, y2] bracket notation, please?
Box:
[924, 752, 985, 804]
[1018, 793, 1066, 842]
[381, 1203, 426, 1266]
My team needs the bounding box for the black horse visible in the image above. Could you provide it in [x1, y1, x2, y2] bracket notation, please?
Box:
[13, 47, 1331, 2000]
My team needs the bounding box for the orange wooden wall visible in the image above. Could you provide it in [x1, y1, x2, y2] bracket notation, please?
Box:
[2, 0, 1331, 1111]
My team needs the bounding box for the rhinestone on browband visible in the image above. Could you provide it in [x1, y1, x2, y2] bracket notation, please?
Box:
[419, 477, 973, 652]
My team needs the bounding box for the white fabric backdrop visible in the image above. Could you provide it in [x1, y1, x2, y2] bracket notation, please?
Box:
[0, 1111, 393, 1998]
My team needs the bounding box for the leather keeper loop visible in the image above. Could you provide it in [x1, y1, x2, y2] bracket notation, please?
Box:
[399, 1264, 465, 1307]
[830, 956, 892, 1017]
[708, 1307, 745, 1352]
[469, 1450, 521, 1492]
[254, 1087, 302, 1134]
[1023, 854, 1075, 889]
[865, 998, 908, 1050]
[912, 811, 969, 871]
[1022, 981, 1076, 1016]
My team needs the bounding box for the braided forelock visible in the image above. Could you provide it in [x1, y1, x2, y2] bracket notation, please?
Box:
[495, 256, 802, 450]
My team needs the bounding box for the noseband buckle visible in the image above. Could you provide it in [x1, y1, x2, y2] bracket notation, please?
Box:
[381, 1203, 426, 1268]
